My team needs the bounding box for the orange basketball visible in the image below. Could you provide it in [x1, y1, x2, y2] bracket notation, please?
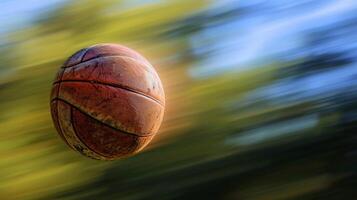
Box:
[50, 43, 165, 160]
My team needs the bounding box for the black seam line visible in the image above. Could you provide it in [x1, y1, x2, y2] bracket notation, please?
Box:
[70, 106, 108, 159]
[54, 68, 72, 148]
[80, 48, 91, 62]
[60, 54, 158, 79]
[53, 101, 72, 148]
[62, 48, 90, 68]
[53, 79, 164, 107]
[52, 98, 155, 138]
[62, 54, 140, 68]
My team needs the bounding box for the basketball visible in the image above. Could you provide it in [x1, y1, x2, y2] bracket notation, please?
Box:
[50, 43, 165, 160]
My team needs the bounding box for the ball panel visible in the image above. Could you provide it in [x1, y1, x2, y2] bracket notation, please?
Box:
[63, 48, 89, 67]
[50, 80, 71, 147]
[53, 68, 64, 83]
[58, 81, 164, 136]
[50, 83, 60, 101]
[51, 43, 165, 159]
[72, 107, 148, 158]
[130, 134, 156, 153]
[83, 44, 151, 66]
[60, 56, 165, 103]
[57, 100, 107, 160]
[50, 100, 71, 147]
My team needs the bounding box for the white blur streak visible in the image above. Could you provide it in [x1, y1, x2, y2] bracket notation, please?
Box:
[226, 114, 318, 146]
[242, 63, 357, 106]
[190, 0, 357, 77]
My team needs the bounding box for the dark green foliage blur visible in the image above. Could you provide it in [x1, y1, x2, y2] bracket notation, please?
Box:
[0, 0, 356, 199]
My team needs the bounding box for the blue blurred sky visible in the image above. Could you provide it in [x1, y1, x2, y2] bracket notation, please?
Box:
[189, 0, 357, 77]
[0, 0, 172, 36]
[2, 0, 357, 78]
[0, 0, 65, 35]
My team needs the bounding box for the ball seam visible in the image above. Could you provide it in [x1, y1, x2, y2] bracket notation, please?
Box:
[61, 55, 159, 79]
[54, 71, 73, 148]
[52, 79, 164, 106]
[52, 98, 156, 138]
[70, 106, 110, 159]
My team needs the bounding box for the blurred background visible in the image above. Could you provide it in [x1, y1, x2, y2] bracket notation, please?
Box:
[1, 0, 357, 199]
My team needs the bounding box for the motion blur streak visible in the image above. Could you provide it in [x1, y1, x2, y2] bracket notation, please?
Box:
[0, 0, 356, 199]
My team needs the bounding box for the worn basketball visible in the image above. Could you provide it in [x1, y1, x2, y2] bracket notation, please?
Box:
[50, 43, 165, 160]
